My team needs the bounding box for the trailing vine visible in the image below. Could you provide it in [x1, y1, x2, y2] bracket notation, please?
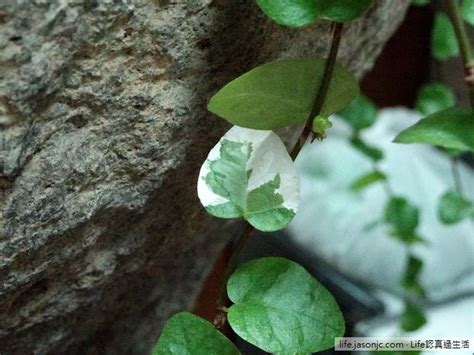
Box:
[151, 1, 474, 354]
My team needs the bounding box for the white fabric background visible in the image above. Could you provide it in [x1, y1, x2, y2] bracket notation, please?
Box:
[288, 108, 474, 302]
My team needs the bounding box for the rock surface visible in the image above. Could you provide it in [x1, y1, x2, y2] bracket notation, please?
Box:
[0, 1, 409, 354]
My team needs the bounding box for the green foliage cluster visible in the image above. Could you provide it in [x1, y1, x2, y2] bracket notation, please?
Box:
[154, 259, 345, 354]
[337, 94, 428, 334]
[397, 0, 474, 229]
[390, 0, 474, 338]
[341, 0, 474, 331]
[153, 0, 473, 353]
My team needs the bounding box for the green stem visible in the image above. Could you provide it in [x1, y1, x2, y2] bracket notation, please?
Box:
[290, 125, 312, 160]
[450, 158, 464, 195]
[214, 22, 344, 327]
[446, 0, 474, 107]
[309, 23, 344, 122]
[445, 0, 472, 198]
[291, 22, 344, 159]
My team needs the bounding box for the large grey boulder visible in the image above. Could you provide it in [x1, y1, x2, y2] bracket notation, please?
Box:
[0, 1, 409, 354]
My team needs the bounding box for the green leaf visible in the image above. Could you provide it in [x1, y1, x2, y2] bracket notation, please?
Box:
[208, 58, 359, 130]
[350, 170, 386, 191]
[198, 127, 299, 232]
[402, 255, 425, 296]
[339, 94, 378, 131]
[227, 257, 345, 354]
[461, 0, 474, 25]
[438, 190, 474, 224]
[384, 197, 420, 242]
[394, 107, 474, 152]
[315, 0, 373, 22]
[431, 12, 459, 61]
[350, 137, 384, 161]
[152, 312, 240, 355]
[401, 303, 427, 332]
[415, 83, 455, 116]
[256, 0, 319, 28]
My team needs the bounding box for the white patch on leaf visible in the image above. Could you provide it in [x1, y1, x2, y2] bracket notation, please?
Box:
[197, 126, 300, 232]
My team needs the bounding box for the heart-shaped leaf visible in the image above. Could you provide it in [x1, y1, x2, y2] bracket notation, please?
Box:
[431, 12, 459, 61]
[198, 126, 299, 232]
[152, 312, 240, 355]
[438, 190, 474, 224]
[415, 83, 455, 116]
[256, 0, 319, 28]
[315, 0, 373, 22]
[227, 257, 345, 354]
[394, 107, 474, 152]
[208, 58, 359, 130]
[339, 94, 378, 131]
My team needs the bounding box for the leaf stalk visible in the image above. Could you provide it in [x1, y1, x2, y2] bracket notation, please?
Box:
[446, 0, 474, 107]
[214, 21, 344, 327]
[291, 22, 344, 159]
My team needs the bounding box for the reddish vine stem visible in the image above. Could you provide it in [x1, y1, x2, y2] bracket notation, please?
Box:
[215, 223, 254, 311]
[291, 22, 344, 159]
[307, 23, 344, 124]
[213, 22, 344, 328]
[445, 0, 473, 197]
[450, 158, 464, 195]
[446, 0, 474, 108]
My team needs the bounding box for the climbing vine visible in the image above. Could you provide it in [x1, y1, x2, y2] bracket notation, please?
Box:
[152, 1, 474, 354]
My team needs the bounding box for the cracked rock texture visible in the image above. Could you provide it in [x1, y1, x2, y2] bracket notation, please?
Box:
[0, 1, 409, 354]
